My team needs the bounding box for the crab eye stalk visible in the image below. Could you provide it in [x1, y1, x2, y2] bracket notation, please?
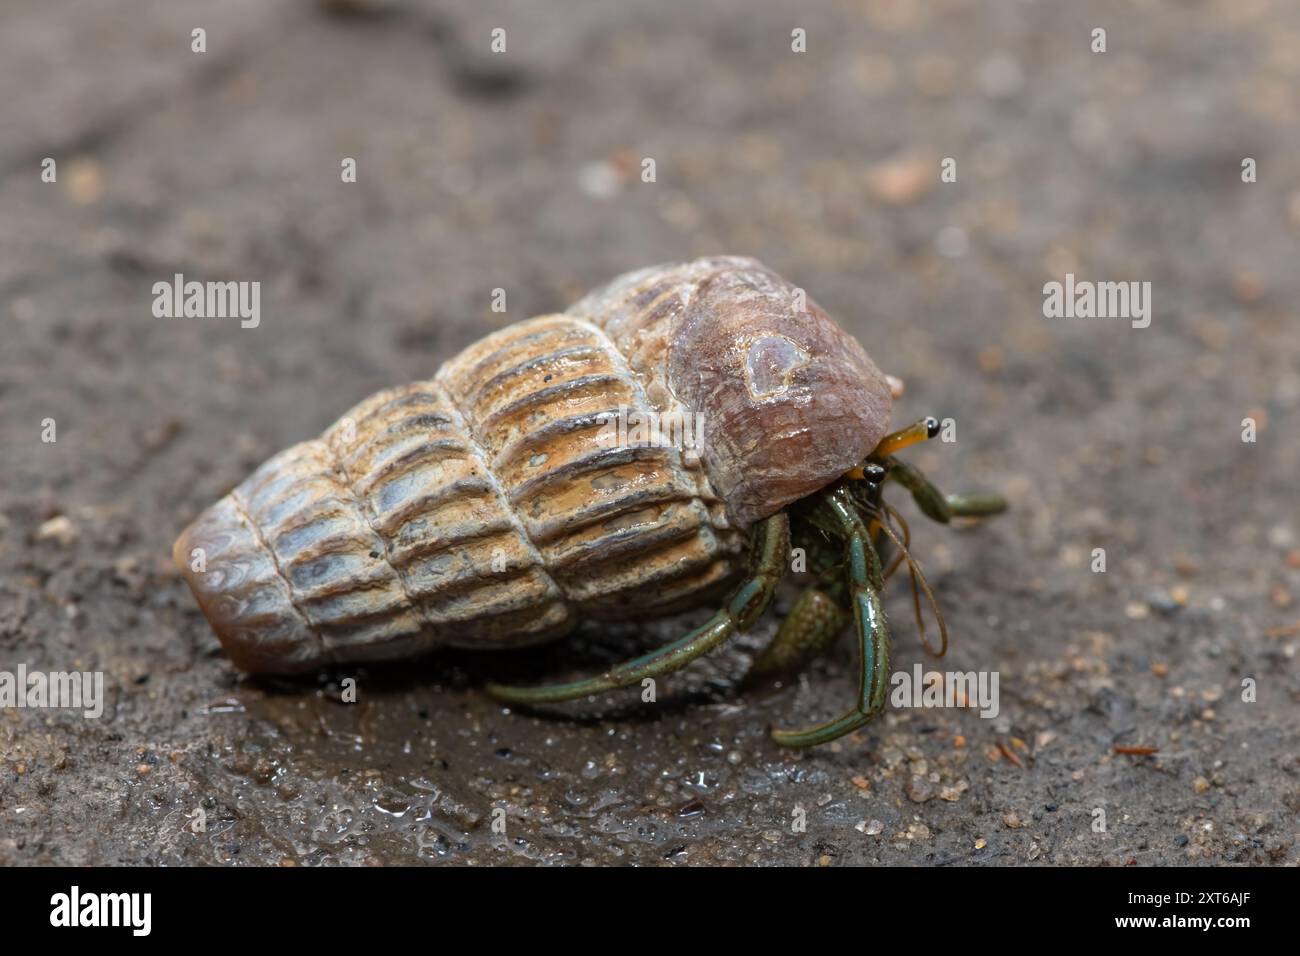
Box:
[845, 461, 887, 483]
[872, 416, 941, 459]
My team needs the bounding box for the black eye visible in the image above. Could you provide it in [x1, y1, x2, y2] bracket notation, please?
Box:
[862, 463, 887, 484]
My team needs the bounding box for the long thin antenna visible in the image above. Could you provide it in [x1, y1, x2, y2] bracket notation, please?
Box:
[873, 506, 949, 659]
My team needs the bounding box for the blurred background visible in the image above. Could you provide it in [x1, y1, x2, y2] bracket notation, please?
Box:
[1, 0, 1297, 865]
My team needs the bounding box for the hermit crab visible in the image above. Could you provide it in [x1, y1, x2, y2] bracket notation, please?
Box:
[174, 256, 1004, 746]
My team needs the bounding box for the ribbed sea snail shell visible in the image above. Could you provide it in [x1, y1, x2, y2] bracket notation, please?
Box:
[173, 256, 893, 673]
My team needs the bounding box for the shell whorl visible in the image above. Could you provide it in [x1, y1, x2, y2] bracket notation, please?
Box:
[568, 256, 893, 526]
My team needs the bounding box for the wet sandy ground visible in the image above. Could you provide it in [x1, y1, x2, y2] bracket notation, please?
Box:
[2, 0, 1298, 865]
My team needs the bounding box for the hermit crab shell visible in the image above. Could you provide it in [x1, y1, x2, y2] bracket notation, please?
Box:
[173, 256, 893, 672]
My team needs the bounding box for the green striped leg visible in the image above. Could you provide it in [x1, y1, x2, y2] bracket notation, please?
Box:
[886, 457, 1007, 524]
[745, 587, 849, 683]
[771, 490, 891, 747]
[485, 513, 790, 706]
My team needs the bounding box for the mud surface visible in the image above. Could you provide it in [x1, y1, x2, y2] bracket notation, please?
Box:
[2, 0, 1298, 866]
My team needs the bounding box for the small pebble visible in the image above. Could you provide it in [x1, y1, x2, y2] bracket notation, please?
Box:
[66, 158, 105, 204]
[1147, 590, 1181, 615]
[1125, 601, 1150, 620]
[1233, 271, 1265, 304]
[939, 781, 969, 802]
[1193, 777, 1211, 794]
[1003, 812, 1025, 829]
[907, 775, 935, 803]
[864, 152, 935, 206]
[36, 515, 76, 547]
[577, 161, 621, 199]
